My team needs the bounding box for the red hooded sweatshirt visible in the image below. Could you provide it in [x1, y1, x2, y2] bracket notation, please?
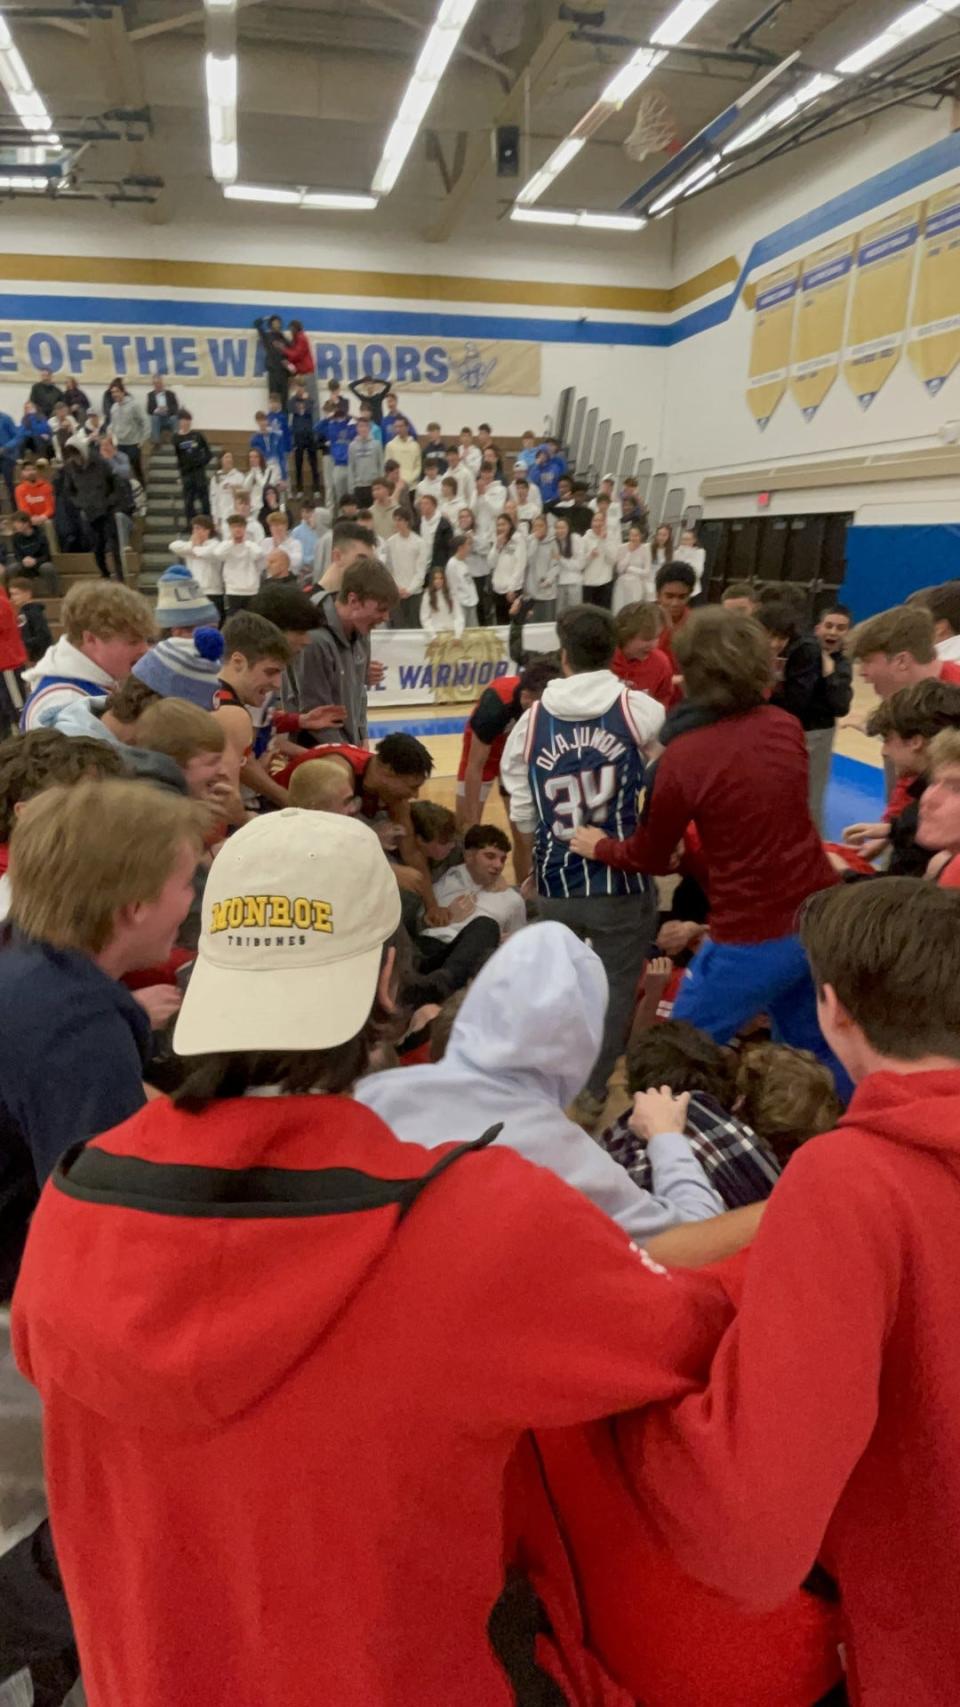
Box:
[13, 1094, 730, 1707]
[619, 1069, 960, 1706]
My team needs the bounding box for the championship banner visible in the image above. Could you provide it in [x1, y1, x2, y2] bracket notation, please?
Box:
[908, 186, 960, 397]
[789, 236, 855, 422]
[0, 323, 542, 395]
[843, 204, 921, 409]
[371, 622, 558, 708]
[746, 264, 799, 430]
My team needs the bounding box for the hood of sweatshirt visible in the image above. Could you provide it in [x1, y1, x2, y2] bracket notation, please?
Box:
[842, 1069, 960, 1160]
[50, 695, 120, 743]
[22, 636, 116, 692]
[16, 1096, 500, 1433]
[540, 668, 625, 719]
[357, 922, 606, 1143]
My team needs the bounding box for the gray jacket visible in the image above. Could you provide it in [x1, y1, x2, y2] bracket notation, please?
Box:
[347, 436, 384, 485]
[294, 592, 371, 745]
[109, 396, 148, 443]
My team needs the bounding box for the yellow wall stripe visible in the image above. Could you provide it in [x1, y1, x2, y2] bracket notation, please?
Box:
[0, 250, 739, 318]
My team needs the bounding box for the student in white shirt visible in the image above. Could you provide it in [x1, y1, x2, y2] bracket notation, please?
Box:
[456, 507, 493, 626]
[489, 513, 527, 624]
[551, 515, 584, 616]
[169, 516, 224, 615]
[444, 446, 475, 508]
[415, 824, 525, 944]
[420, 564, 464, 639]
[243, 450, 268, 515]
[508, 474, 543, 519]
[210, 451, 246, 529]
[591, 474, 622, 535]
[446, 534, 479, 628]
[510, 477, 542, 532]
[389, 418, 422, 486]
[416, 461, 445, 506]
[522, 514, 559, 623]
[385, 508, 427, 628]
[471, 474, 500, 556]
[216, 515, 263, 613]
[222, 491, 265, 546]
[651, 522, 675, 571]
[458, 428, 482, 477]
[439, 475, 462, 529]
[675, 526, 707, 600]
[613, 522, 655, 613]
[581, 510, 618, 610]
[256, 514, 304, 581]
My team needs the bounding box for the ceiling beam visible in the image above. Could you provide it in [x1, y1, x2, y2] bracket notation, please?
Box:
[424, 10, 571, 243]
[87, 8, 171, 223]
[129, 0, 265, 44]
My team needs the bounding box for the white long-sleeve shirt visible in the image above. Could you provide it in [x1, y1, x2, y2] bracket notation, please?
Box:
[420, 585, 464, 638]
[581, 531, 618, 587]
[169, 536, 224, 596]
[210, 469, 246, 527]
[385, 530, 427, 598]
[446, 554, 478, 609]
[488, 533, 528, 596]
[216, 538, 263, 597]
[552, 534, 585, 588]
[613, 542, 655, 610]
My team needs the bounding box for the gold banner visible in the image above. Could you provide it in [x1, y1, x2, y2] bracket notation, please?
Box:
[789, 236, 855, 421]
[0, 324, 543, 395]
[746, 263, 799, 429]
[843, 204, 921, 408]
[908, 186, 960, 397]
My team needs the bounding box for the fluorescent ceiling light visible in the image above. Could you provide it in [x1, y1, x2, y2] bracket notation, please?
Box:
[225, 182, 377, 211]
[600, 48, 665, 105]
[511, 206, 646, 231]
[205, 49, 237, 183]
[0, 9, 58, 144]
[0, 174, 49, 190]
[722, 72, 840, 154]
[684, 167, 718, 195]
[372, 0, 479, 195]
[204, 0, 236, 9]
[652, 0, 723, 47]
[836, 0, 960, 75]
[648, 151, 721, 213]
[515, 136, 585, 205]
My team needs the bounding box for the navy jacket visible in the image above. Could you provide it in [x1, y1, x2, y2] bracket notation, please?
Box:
[0, 934, 150, 1295]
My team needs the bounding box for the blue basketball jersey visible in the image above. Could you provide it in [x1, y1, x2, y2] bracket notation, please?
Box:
[525, 690, 650, 899]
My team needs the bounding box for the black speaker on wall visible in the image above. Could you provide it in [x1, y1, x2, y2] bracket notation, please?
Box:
[496, 124, 520, 177]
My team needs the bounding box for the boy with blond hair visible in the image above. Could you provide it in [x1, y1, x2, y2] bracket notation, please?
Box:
[20, 579, 156, 731]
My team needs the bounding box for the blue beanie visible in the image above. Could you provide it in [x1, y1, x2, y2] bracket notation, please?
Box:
[155, 564, 220, 631]
[132, 629, 225, 709]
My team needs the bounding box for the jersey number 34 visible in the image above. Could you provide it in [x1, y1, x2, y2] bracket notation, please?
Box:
[544, 764, 618, 841]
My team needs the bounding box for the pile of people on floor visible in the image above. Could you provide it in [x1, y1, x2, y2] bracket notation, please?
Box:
[4, 557, 960, 1707]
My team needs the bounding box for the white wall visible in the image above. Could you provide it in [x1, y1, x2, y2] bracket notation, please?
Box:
[663, 107, 960, 494]
[0, 198, 671, 438]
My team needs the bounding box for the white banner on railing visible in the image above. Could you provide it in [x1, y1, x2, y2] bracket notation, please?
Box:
[369, 623, 560, 708]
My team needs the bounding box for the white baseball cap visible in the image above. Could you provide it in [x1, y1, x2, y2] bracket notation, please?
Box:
[174, 809, 402, 1056]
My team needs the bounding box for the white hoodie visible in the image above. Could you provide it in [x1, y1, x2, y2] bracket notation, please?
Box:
[355, 923, 723, 1239]
[937, 634, 960, 662]
[500, 668, 664, 833]
[21, 637, 117, 731]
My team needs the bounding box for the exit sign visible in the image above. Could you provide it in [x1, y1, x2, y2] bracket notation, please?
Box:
[757, 491, 772, 509]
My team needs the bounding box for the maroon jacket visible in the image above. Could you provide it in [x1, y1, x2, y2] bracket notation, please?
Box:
[594, 704, 836, 942]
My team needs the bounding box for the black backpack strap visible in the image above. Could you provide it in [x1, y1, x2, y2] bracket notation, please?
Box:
[396, 1123, 504, 1221]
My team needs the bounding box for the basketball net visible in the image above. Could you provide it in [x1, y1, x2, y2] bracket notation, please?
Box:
[624, 90, 681, 161]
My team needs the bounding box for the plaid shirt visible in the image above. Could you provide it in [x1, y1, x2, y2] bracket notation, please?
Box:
[601, 1092, 781, 1211]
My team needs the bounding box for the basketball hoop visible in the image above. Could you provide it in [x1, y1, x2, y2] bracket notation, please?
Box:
[624, 90, 680, 162]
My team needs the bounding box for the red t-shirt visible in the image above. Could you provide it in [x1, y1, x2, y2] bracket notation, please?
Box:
[938, 853, 960, 887]
[14, 480, 54, 520]
[612, 646, 674, 708]
[940, 660, 960, 685]
[655, 612, 689, 706]
[457, 676, 521, 783]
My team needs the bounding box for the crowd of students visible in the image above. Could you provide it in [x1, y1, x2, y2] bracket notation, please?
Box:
[3, 374, 960, 1705]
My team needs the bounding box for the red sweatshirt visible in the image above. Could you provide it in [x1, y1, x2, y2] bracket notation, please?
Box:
[13, 1095, 729, 1707]
[285, 329, 315, 374]
[624, 1069, 960, 1706]
[595, 704, 836, 942]
[14, 479, 54, 520]
[611, 645, 674, 708]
